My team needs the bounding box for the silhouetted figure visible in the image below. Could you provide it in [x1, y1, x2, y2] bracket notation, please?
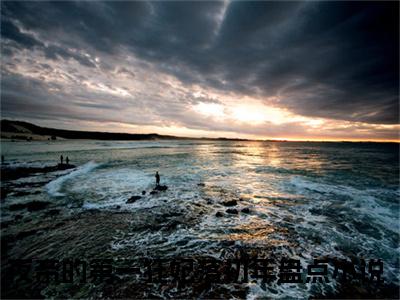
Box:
[60, 155, 64, 165]
[66, 156, 69, 165]
[1, 155, 4, 164]
[155, 171, 160, 186]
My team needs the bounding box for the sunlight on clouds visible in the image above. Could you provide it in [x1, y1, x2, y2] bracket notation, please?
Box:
[2, 41, 398, 142]
[230, 104, 289, 124]
[194, 103, 225, 118]
[113, 122, 248, 139]
[193, 101, 296, 125]
[304, 119, 325, 127]
[231, 105, 267, 124]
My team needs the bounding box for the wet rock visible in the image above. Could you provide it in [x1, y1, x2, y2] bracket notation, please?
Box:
[57, 163, 76, 170]
[14, 214, 23, 221]
[126, 196, 141, 203]
[222, 200, 237, 207]
[226, 208, 238, 215]
[241, 207, 250, 214]
[163, 220, 180, 231]
[154, 185, 168, 191]
[141, 190, 146, 195]
[197, 183, 205, 187]
[1, 164, 76, 181]
[220, 240, 235, 247]
[115, 205, 121, 209]
[204, 197, 213, 204]
[215, 212, 223, 217]
[150, 190, 158, 195]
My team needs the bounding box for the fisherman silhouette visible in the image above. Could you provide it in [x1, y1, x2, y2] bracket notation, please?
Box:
[1, 155, 4, 164]
[66, 156, 70, 165]
[155, 171, 160, 186]
[60, 155, 64, 165]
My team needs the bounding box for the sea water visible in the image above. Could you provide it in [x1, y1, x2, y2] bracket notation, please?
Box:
[1, 139, 399, 298]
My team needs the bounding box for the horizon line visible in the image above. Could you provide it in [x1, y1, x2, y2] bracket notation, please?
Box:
[1, 119, 399, 144]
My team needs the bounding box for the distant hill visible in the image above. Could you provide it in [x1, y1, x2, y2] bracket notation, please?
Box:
[0, 119, 250, 141]
[0, 119, 185, 141]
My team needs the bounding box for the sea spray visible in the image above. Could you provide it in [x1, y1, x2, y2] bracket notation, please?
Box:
[46, 161, 100, 197]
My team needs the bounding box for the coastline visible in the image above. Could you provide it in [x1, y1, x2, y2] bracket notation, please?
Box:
[1, 176, 398, 299]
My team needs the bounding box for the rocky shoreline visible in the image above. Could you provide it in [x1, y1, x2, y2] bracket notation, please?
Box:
[1, 163, 76, 181]
[1, 166, 398, 299]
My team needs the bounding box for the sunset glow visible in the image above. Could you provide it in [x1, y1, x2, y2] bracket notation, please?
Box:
[1, 3, 399, 299]
[1, 1, 398, 141]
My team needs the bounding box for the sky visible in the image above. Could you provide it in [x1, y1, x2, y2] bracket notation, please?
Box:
[1, 1, 399, 141]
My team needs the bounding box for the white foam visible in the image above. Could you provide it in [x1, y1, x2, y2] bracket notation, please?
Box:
[289, 176, 399, 232]
[46, 161, 100, 197]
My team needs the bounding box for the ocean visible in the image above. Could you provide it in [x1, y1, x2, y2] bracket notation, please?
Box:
[1, 139, 399, 298]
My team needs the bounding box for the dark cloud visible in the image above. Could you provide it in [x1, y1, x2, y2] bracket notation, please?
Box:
[43, 45, 97, 68]
[1, 20, 43, 49]
[1, 18, 97, 68]
[1, 1, 399, 129]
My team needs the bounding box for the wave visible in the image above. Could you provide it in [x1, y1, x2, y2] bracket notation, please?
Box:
[46, 161, 100, 197]
[288, 176, 399, 232]
[255, 165, 316, 176]
[2, 161, 54, 169]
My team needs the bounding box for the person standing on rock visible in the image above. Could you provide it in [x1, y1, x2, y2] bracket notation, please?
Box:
[66, 156, 70, 165]
[155, 171, 160, 187]
[60, 155, 64, 165]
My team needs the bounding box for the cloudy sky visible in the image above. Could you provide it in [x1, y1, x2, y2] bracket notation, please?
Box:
[1, 1, 399, 141]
